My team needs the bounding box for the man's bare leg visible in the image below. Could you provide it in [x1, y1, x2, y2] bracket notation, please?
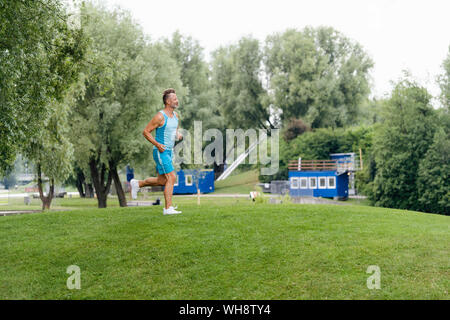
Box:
[134, 173, 176, 210]
[163, 171, 176, 209]
[138, 174, 167, 188]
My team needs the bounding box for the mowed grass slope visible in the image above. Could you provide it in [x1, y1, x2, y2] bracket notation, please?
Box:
[0, 199, 448, 299]
[214, 169, 259, 194]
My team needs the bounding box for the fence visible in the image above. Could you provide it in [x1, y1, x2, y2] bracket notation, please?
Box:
[288, 159, 359, 172]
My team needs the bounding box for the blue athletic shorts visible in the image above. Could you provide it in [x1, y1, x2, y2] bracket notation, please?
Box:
[153, 148, 174, 175]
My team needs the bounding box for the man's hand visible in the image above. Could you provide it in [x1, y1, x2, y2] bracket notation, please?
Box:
[157, 143, 166, 153]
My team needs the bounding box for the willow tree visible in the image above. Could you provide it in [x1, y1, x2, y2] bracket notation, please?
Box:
[0, 0, 85, 173]
[164, 31, 222, 130]
[264, 26, 373, 128]
[23, 101, 73, 210]
[70, 2, 182, 208]
[211, 36, 273, 131]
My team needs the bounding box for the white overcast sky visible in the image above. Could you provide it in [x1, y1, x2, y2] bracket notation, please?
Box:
[104, 0, 449, 100]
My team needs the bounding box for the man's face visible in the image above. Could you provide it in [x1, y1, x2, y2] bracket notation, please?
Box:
[167, 93, 179, 108]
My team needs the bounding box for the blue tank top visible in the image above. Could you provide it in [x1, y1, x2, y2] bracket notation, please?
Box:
[154, 110, 178, 151]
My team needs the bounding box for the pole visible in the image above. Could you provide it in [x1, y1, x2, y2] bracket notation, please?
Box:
[359, 148, 363, 170]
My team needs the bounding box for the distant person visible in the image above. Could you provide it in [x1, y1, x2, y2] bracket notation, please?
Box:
[130, 88, 183, 215]
[126, 165, 134, 182]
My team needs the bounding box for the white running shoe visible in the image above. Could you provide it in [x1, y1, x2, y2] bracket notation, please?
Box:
[163, 206, 182, 215]
[130, 179, 139, 200]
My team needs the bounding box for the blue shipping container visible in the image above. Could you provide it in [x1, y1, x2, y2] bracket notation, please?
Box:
[288, 170, 348, 199]
[173, 169, 215, 194]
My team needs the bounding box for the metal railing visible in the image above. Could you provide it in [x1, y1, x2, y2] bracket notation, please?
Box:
[288, 159, 360, 172]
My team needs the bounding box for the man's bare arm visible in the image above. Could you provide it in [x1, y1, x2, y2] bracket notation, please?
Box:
[143, 113, 166, 152]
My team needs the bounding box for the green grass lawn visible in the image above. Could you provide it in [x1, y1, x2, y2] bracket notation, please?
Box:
[0, 197, 448, 300]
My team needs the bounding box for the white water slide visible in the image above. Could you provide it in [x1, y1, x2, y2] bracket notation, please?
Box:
[216, 134, 267, 181]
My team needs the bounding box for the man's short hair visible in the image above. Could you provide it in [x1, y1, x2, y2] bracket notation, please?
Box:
[163, 88, 176, 105]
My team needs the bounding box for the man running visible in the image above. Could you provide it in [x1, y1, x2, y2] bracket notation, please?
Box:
[130, 88, 182, 215]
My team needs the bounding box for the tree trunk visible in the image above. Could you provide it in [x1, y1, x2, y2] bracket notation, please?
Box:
[97, 192, 107, 208]
[75, 169, 86, 198]
[89, 158, 112, 208]
[37, 163, 54, 210]
[214, 145, 226, 180]
[85, 183, 94, 198]
[214, 162, 224, 180]
[110, 162, 127, 207]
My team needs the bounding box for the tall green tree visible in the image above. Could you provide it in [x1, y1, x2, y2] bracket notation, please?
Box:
[439, 45, 450, 111]
[264, 27, 373, 128]
[370, 78, 437, 211]
[211, 37, 273, 130]
[71, 2, 182, 208]
[416, 127, 450, 215]
[0, 0, 85, 172]
[209, 37, 274, 176]
[22, 101, 73, 210]
[164, 31, 221, 130]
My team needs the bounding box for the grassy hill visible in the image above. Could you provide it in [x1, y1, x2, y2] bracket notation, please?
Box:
[214, 169, 260, 194]
[0, 198, 448, 299]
